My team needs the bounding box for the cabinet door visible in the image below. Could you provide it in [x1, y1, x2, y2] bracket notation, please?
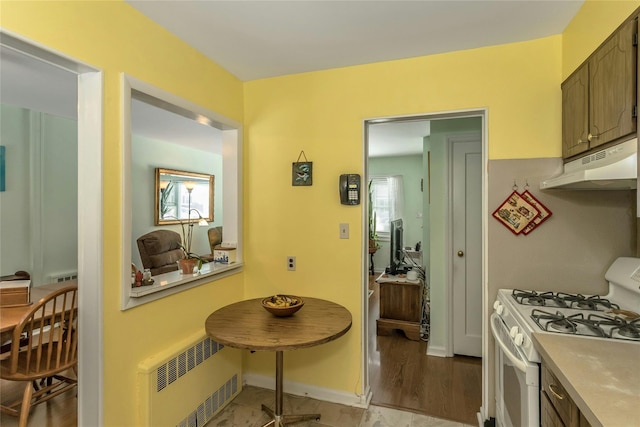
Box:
[379, 282, 421, 322]
[562, 65, 590, 158]
[589, 18, 637, 148]
[542, 363, 580, 427]
[541, 391, 566, 427]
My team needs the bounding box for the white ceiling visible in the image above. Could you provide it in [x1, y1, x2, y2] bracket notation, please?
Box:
[368, 120, 431, 157]
[126, 0, 583, 82]
[1, 1, 583, 156]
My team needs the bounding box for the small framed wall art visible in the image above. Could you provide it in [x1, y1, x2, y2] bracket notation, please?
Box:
[292, 150, 312, 186]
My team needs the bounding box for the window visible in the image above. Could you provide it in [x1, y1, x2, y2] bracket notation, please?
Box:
[370, 175, 404, 241]
[122, 74, 242, 310]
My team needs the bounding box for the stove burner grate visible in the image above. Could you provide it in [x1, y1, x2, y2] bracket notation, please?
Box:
[531, 309, 607, 337]
[570, 295, 619, 311]
[588, 314, 640, 340]
[513, 289, 619, 311]
[548, 318, 575, 334]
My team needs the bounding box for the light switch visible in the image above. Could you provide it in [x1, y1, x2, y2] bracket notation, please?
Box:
[340, 223, 349, 239]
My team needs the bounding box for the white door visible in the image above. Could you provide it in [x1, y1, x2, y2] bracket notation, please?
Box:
[452, 136, 482, 357]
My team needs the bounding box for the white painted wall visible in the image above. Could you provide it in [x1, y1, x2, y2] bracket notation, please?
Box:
[0, 104, 77, 284]
[130, 135, 223, 270]
[1, 105, 32, 276]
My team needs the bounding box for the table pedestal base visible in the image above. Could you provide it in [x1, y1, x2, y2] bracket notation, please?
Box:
[261, 351, 321, 427]
[260, 404, 320, 427]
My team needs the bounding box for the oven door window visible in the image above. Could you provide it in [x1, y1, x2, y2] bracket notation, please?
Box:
[491, 314, 539, 427]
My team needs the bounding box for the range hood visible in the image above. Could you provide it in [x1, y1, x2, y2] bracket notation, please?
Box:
[540, 138, 638, 190]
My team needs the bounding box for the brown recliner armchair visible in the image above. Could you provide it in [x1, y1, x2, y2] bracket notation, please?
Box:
[199, 227, 223, 263]
[137, 230, 183, 276]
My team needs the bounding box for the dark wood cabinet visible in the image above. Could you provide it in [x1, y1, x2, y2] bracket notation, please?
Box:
[590, 17, 637, 148]
[541, 390, 566, 427]
[376, 279, 422, 341]
[562, 14, 638, 159]
[541, 362, 591, 427]
[562, 65, 590, 158]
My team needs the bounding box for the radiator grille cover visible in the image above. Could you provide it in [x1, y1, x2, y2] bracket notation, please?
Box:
[138, 332, 241, 426]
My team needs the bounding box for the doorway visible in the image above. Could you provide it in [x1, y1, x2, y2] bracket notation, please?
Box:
[0, 30, 103, 426]
[364, 110, 487, 423]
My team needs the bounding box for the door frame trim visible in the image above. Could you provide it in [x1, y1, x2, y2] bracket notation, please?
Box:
[363, 108, 488, 422]
[1, 29, 104, 426]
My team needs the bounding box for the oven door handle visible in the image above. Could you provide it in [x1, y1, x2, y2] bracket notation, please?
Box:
[490, 313, 529, 373]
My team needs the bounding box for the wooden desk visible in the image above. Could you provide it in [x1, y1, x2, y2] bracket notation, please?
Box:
[375, 274, 422, 341]
[205, 297, 351, 427]
[0, 280, 77, 344]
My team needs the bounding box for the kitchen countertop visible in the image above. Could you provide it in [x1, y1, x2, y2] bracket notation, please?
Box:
[532, 333, 640, 427]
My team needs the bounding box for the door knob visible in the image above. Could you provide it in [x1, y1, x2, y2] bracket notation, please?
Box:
[457, 250, 464, 257]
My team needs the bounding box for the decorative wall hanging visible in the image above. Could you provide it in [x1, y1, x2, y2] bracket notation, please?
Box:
[492, 188, 539, 235]
[493, 181, 552, 236]
[292, 150, 312, 186]
[520, 190, 552, 235]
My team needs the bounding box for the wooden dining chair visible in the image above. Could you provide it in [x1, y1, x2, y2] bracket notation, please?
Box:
[0, 285, 78, 427]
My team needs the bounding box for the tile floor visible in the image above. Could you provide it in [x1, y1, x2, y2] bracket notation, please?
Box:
[206, 385, 476, 427]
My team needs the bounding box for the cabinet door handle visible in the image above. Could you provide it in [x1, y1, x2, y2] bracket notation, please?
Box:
[577, 138, 587, 144]
[588, 133, 599, 142]
[548, 383, 565, 400]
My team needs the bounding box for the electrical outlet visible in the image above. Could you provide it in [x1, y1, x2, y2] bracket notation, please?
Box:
[340, 223, 349, 239]
[287, 256, 296, 271]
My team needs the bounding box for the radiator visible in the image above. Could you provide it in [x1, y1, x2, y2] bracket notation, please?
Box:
[138, 330, 241, 427]
[48, 271, 78, 283]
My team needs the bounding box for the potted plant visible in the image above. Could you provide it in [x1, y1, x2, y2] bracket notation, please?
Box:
[159, 180, 174, 219]
[176, 215, 207, 274]
[368, 180, 380, 251]
[167, 182, 209, 274]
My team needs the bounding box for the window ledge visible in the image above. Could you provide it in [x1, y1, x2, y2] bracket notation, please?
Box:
[122, 262, 243, 310]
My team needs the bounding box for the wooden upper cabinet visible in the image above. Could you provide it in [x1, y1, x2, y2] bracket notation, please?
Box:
[562, 66, 590, 158]
[562, 15, 638, 159]
[589, 18, 637, 149]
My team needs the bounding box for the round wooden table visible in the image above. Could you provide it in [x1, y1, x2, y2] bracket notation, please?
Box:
[205, 297, 352, 427]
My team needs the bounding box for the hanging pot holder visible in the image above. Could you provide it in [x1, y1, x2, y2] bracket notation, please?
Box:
[520, 190, 552, 235]
[492, 191, 539, 235]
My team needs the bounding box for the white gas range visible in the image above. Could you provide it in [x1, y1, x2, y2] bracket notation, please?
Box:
[490, 257, 640, 427]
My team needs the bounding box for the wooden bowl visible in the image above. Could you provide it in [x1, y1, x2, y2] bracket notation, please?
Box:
[261, 295, 304, 317]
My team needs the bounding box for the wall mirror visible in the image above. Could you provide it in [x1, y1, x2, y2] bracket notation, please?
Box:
[155, 167, 214, 225]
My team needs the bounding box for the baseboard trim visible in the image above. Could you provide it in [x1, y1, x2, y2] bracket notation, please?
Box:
[426, 343, 447, 357]
[243, 373, 370, 408]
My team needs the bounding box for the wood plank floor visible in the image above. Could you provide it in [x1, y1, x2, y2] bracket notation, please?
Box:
[0, 375, 77, 427]
[367, 276, 482, 425]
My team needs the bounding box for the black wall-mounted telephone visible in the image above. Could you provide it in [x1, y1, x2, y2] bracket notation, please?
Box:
[339, 174, 361, 205]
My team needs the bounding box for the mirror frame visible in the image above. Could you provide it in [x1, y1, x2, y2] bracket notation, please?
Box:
[154, 167, 214, 225]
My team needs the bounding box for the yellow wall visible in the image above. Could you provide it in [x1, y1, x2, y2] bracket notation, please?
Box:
[242, 36, 562, 390]
[563, 0, 640, 79]
[2, 0, 637, 423]
[242, 0, 639, 397]
[1, 1, 244, 425]
[246, 36, 562, 161]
